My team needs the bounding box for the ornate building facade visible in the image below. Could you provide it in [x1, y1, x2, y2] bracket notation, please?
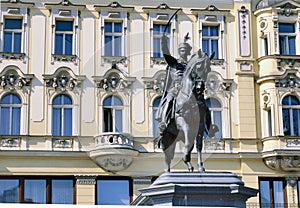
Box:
[0, 0, 299, 206]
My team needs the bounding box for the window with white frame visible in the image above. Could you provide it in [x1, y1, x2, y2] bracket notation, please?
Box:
[52, 94, 73, 136]
[279, 23, 296, 55]
[54, 20, 74, 55]
[3, 18, 22, 53]
[202, 25, 219, 59]
[103, 95, 123, 132]
[153, 23, 170, 58]
[282, 95, 300, 136]
[206, 98, 222, 138]
[0, 93, 21, 135]
[104, 21, 122, 57]
[152, 97, 161, 137]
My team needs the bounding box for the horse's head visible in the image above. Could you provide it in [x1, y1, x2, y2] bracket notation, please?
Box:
[185, 49, 212, 82]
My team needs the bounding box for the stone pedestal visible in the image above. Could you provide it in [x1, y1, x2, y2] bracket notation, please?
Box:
[132, 172, 258, 207]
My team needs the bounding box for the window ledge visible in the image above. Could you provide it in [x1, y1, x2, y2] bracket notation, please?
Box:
[0, 52, 26, 62]
[150, 57, 166, 67]
[101, 56, 127, 67]
[51, 54, 77, 64]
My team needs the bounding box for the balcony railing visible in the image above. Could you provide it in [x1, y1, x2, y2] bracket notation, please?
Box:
[94, 132, 134, 149]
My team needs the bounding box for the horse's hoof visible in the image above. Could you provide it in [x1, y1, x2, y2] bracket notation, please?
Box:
[198, 167, 205, 173]
[188, 167, 194, 172]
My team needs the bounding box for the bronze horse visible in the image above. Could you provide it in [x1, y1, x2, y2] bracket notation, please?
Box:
[158, 50, 218, 172]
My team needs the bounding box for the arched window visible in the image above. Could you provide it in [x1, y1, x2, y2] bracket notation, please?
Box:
[0, 94, 21, 135]
[52, 94, 72, 136]
[282, 95, 300, 136]
[152, 97, 161, 137]
[206, 98, 222, 138]
[103, 96, 123, 132]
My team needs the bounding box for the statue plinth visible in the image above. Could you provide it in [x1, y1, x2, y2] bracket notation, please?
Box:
[132, 172, 258, 207]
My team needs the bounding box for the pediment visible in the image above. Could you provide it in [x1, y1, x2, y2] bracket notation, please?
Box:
[43, 67, 85, 92]
[93, 68, 136, 92]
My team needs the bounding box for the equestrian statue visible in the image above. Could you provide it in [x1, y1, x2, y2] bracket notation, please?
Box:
[156, 10, 218, 172]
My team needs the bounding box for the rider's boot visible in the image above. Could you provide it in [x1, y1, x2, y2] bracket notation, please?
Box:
[157, 122, 167, 149]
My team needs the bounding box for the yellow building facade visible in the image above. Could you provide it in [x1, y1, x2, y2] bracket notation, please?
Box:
[0, 0, 299, 206]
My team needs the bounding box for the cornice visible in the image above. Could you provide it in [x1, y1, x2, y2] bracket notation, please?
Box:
[191, 4, 230, 15]
[142, 3, 181, 13]
[94, 1, 134, 12]
[44, 0, 85, 10]
[0, 0, 34, 7]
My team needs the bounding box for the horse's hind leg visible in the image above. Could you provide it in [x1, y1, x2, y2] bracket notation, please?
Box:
[196, 134, 205, 173]
[182, 143, 194, 172]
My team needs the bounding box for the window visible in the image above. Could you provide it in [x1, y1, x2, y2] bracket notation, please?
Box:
[153, 24, 170, 58]
[282, 95, 300, 136]
[104, 22, 122, 56]
[103, 96, 123, 132]
[52, 94, 73, 136]
[55, 20, 74, 55]
[96, 178, 132, 205]
[0, 177, 74, 204]
[206, 98, 222, 138]
[0, 94, 21, 135]
[152, 97, 161, 137]
[279, 23, 296, 55]
[259, 178, 287, 208]
[263, 36, 269, 56]
[202, 26, 219, 59]
[0, 179, 19, 203]
[267, 109, 273, 137]
[3, 18, 22, 53]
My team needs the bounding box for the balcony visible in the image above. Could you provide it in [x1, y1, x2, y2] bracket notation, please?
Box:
[89, 132, 139, 172]
[261, 136, 300, 171]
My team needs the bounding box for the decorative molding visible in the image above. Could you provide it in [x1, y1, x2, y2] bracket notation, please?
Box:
[0, 52, 26, 63]
[93, 68, 136, 93]
[285, 175, 298, 187]
[262, 91, 271, 109]
[264, 156, 300, 171]
[94, 1, 134, 12]
[205, 71, 233, 98]
[97, 156, 133, 172]
[150, 58, 167, 67]
[286, 138, 300, 148]
[51, 54, 77, 64]
[43, 68, 85, 93]
[191, 5, 230, 14]
[142, 3, 179, 12]
[0, 138, 20, 148]
[45, 0, 85, 9]
[275, 69, 300, 90]
[238, 6, 251, 56]
[0, 68, 34, 92]
[52, 138, 73, 149]
[75, 175, 97, 185]
[142, 70, 166, 95]
[101, 56, 127, 67]
[0, 0, 34, 6]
